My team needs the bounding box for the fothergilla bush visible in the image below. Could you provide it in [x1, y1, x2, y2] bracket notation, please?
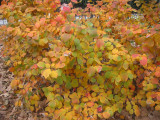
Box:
[0, 0, 160, 119]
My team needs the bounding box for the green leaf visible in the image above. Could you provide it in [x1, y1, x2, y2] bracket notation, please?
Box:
[56, 77, 63, 85]
[74, 39, 80, 46]
[117, 56, 122, 61]
[91, 85, 99, 92]
[90, 78, 96, 83]
[105, 71, 112, 78]
[87, 58, 94, 65]
[102, 65, 112, 71]
[88, 29, 97, 37]
[88, 47, 94, 52]
[49, 101, 56, 108]
[115, 75, 121, 83]
[57, 69, 62, 76]
[87, 21, 93, 27]
[46, 92, 54, 101]
[126, 102, 132, 111]
[108, 94, 113, 100]
[105, 42, 112, 47]
[72, 52, 78, 57]
[71, 79, 79, 88]
[89, 52, 95, 58]
[97, 52, 102, 58]
[77, 58, 83, 65]
[114, 95, 120, 101]
[128, 70, 134, 79]
[37, 62, 46, 69]
[105, 28, 112, 32]
[62, 74, 67, 82]
[69, 58, 76, 68]
[97, 75, 104, 84]
[65, 81, 72, 89]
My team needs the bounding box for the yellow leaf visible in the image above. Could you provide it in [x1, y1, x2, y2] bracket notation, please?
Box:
[45, 63, 50, 68]
[42, 69, 51, 79]
[155, 105, 160, 111]
[50, 70, 58, 78]
[65, 111, 75, 120]
[10, 79, 20, 88]
[112, 49, 118, 54]
[39, 38, 48, 46]
[32, 94, 40, 101]
[30, 106, 34, 111]
[18, 84, 23, 88]
[51, 63, 55, 68]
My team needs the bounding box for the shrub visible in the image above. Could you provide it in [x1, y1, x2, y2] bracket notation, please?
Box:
[0, 0, 160, 119]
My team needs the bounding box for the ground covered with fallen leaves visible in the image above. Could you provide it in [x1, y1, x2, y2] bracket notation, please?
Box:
[0, 46, 160, 120]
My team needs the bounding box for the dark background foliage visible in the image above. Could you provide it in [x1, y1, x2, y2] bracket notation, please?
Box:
[0, 0, 160, 9]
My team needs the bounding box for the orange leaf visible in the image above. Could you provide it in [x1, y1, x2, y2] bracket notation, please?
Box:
[151, 78, 159, 84]
[35, 22, 40, 29]
[103, 112, 110, 119]
[60, 56, 66, 62]
[28, 32, 33, 37]
[55, 62, 65, 68]
[9, 67, 15, 72]
[71, 0, 77, 3]
[97, 1, 103, 6]
[7, 27, 13, 32]
[40, 18, 46, 25]
[87, 101, 94, 107]
[155, 67, 160, 77]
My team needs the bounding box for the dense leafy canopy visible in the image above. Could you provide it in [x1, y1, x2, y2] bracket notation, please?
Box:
[0, 0, 160, 119]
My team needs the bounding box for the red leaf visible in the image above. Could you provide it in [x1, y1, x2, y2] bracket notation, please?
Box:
[87, 3, 92, 8]
[50, 3, 56, 8]
[55, 15, 62, 22]
[157, 95, 160, 101]
[85, 93, 90, 97]
[156, 62, 160, 66]
[151, 94, 157, 98]
[61, 3, 71, 12]
[31, 64, 38, 69]
[140, 56, 147, 66]
[132, 54, 140, 58]
[96, 39, 104, 48]
[97, 106, 102, 113]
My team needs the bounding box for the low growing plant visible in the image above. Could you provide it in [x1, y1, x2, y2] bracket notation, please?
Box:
[0, 0, 160, 119]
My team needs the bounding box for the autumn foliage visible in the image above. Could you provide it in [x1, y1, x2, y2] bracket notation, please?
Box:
[0, 0, 160, 119]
